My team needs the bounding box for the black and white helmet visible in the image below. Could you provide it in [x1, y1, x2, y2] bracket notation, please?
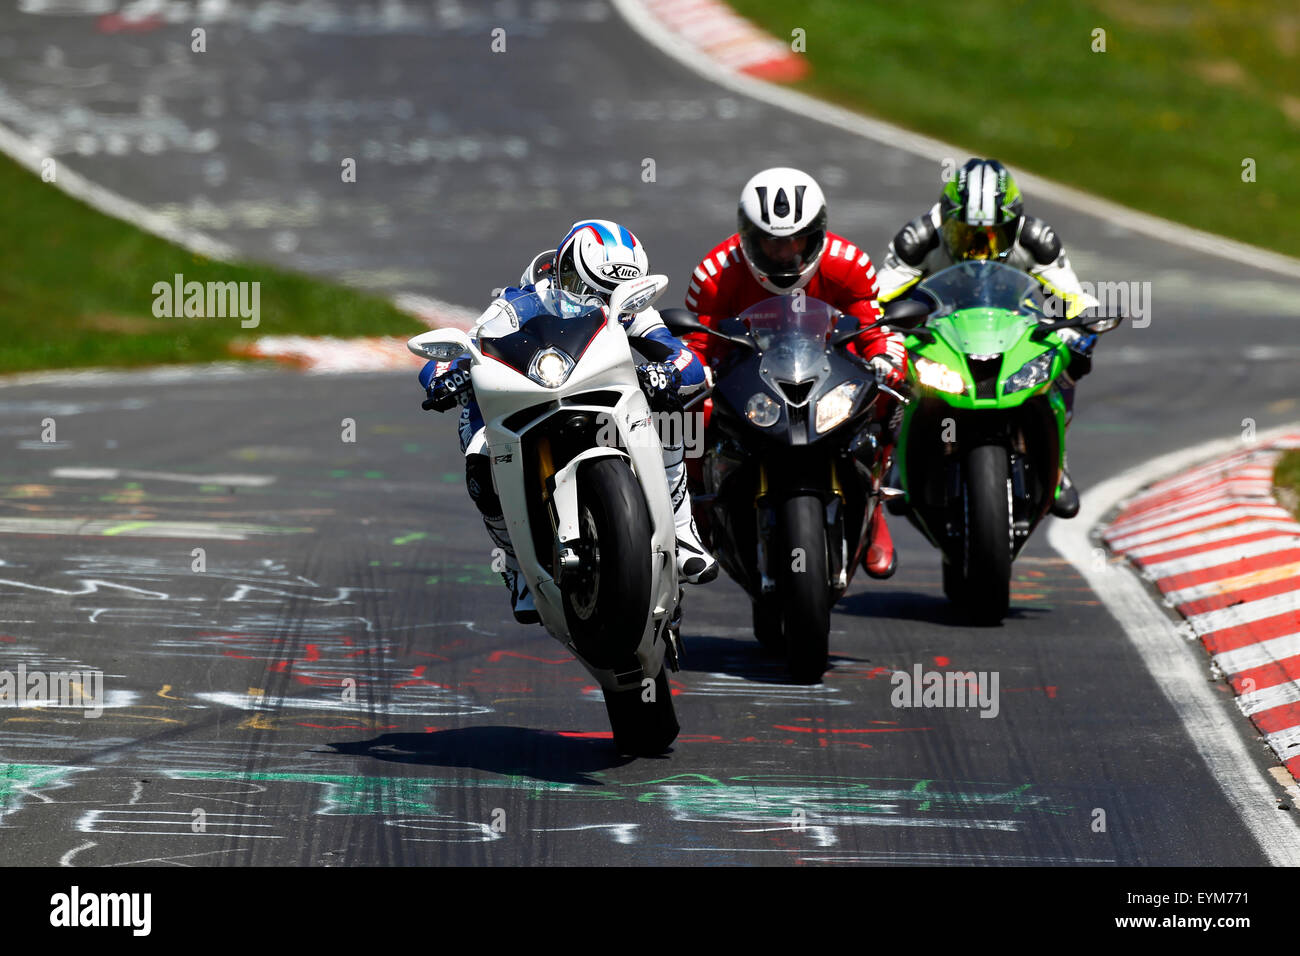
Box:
[737, 167, 828, 294]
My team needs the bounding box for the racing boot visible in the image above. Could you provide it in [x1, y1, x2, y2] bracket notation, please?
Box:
[665, 444, 718, 585]
[862, 504, 898, 579]
[1051, 465, 1080, 519]
[483, 514, 539, 624]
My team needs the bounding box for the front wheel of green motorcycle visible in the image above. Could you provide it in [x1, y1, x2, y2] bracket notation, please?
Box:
[963, 444, 1012, 625]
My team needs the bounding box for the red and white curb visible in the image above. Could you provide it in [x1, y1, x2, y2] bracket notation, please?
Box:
[1104, 432, 1300, 783]
[232, 293, 479, 372]
[636, 0, 807, 81]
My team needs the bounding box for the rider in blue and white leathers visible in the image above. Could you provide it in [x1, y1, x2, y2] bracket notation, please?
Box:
[419, 220, 718, 623]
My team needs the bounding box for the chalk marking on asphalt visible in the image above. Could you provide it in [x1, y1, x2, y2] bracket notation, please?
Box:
[52, 467, 275, 487]
[0, 518, 312, 540]
[612, 0, 1300, 281]
[58, 841, 97, 867]
[1049, 424, 1300, 865]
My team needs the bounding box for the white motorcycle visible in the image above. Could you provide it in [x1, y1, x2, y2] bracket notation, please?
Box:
[408, 276, 682, 755]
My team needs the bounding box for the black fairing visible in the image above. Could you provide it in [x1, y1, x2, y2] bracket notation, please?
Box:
[699, 307, 885, 600]
[479, 311, 607, 374]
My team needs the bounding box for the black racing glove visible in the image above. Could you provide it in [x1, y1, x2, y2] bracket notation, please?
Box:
[422, 364, 473, 412]
[1060, 330, 1097, 381]
[636, 362, 682, 413]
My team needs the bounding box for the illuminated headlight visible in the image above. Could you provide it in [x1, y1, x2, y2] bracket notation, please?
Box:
[1004, 353, 1054, 394]
[528, 348, 575, 388]
[815, 380, 863, 434]
[914, 356, 965, 394]
[745, 392, 781, 427]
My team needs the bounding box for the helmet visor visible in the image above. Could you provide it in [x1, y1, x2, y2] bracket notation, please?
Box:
[940, 219, 1017, 261]
[739, 213, 826, 288]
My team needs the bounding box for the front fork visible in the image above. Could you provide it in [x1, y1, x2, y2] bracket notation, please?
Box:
[753, 460, 848, 593]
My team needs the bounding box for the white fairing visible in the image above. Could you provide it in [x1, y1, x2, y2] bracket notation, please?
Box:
[471, 318, 678, 691]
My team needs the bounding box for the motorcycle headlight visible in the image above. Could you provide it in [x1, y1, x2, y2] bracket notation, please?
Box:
[1004, 353, 1054, 394]
[814, 380, 863, 434]
[745, 392, 781, 427]
[528, 348, 575, 388]
[914, 356, 965, 395]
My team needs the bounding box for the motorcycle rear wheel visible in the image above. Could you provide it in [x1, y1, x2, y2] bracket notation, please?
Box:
[752, 594, 785, 653]
[602, 666, 679, 756]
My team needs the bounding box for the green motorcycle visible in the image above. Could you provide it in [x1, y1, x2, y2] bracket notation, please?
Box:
[891, 261, 1103, 624]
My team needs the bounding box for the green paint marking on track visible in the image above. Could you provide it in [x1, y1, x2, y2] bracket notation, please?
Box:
[0, 764, 87, 817]
[100, 521, 153, 536]
[392, 532, 427, 546]
[169, 770, 581, 816]
[440, 473, 461, 483]
[363, 471, 384, 479]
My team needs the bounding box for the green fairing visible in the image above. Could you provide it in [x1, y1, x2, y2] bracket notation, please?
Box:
[908, 309, 1064, 410]
[895, 261, 1073, 581]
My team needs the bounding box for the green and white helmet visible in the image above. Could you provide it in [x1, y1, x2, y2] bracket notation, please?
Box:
[939, 159, 1024, 261]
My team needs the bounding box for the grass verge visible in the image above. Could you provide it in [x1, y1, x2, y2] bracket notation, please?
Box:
[1274, 449, 1300, 519]
[0, 152, 423, 374]
[729, 0, 1300, 259]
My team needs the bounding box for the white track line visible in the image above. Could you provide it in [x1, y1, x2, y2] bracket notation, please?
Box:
[1048, 425, 1300, 866]
[0, 121, 237, 262]
[0, 120, 478, 351]
[612, 0, 1300, 281]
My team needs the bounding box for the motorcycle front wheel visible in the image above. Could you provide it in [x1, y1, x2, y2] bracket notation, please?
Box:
[962, 444, 1013, 624]
[561, 457, 678, 754]
[777, 494, 832, 683]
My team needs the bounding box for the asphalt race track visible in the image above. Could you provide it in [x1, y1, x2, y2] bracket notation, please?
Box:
[1, 1, 1299, 865]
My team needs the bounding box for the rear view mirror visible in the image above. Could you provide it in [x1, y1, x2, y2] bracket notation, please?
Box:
[408, 328, 474, 362]
[881, 298, 932, 329]
[659, 308, 708, 337]
[608, 274, 669, 317]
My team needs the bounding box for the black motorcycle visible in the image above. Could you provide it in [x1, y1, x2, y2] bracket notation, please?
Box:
[664, 295, 925, 682]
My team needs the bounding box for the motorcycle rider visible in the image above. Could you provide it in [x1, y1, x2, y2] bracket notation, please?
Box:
[421, 219, 719, 624]
[874, 157, 1118, 518]
[683, 167, 910, 579]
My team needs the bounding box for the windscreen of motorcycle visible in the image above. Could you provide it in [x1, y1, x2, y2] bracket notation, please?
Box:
[917, 261, 1041, 317]
[738, 296, 839, 400]
[916, 261, 1043, 356]
[476, 286, 608, 374]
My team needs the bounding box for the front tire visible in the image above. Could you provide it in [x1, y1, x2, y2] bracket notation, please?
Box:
[562, 457, 651, 667]
[963, 444, 1012, 624]
[777, 494, 832, 683]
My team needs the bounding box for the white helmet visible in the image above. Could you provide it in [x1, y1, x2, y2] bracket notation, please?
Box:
[555, 219, 649, 300]
[737, 167, 828, 293]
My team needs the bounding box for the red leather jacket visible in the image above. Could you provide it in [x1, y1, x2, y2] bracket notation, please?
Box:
[682, 231, 907, 374]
